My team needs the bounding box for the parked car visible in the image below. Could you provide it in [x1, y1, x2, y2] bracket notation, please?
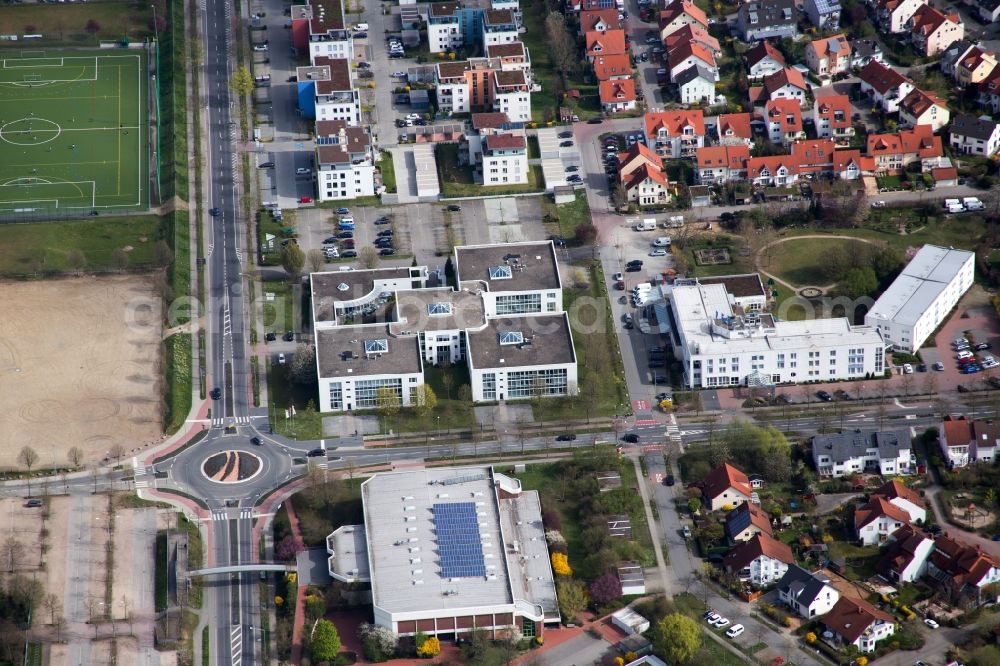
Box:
[258, 161, 275, 168]
[817, 390, 833, 401]
[24, 499, 43, 508]
[558, 131, 573, 138]
[664, 474, 675, 486]
[924, 619, 939, 629]
[902, 363, 913, 374]
[447, 204, 462, 211]
[379, 248, 396, 256]
[622, 433, 639, 443]
[726, 624, 745, 638]
[977, 342, 993, 350]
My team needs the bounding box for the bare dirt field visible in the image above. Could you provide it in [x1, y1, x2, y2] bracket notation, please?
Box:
[0, 497, 43, 574]
[0, 276, 163, 469]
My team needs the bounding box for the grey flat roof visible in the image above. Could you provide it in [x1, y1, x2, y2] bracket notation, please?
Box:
[312, 268, 423, 322]
[867, 245, 973, 326]
[467, 314, 576, 369]
[327, 525, 370, 581]
[811, 429, 911, 464]
[315, 326, 422, 378]
[363, 468, 513, 614]
[391, 288, 487, 333]
[455, 241, 561, 292]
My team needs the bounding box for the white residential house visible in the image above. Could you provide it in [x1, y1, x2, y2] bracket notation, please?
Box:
[855, 497, 911, 546]
[872, 479, 927, 524]
[822, 599, 896, 653]
[493, 70, 532, 122]
[949, 114, 1000, 157]
[940, 415, 1000, 468]
[675, 65, 716, 105]
[777, 566, 841, 619]
[479, 133, 528, 185]
[858, 60, 914, 114]
[928, 533, 1000, 606]
[745, 40, 786, 80]
[315, 121, 376, 201]
[426, 1, 464, 54]
[803, 0, 841, 30]
[811, 429, 913, 478]
[876, 525, 935, 583]
[723, 534, 796, 588]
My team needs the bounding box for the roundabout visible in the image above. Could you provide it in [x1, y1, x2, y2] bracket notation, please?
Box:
[202, 449, 263, 484]
[0, 117, 62, 146]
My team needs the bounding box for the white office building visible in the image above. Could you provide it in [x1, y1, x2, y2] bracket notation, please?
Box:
[326, 466, 560, 638]
[864, 244, 975, 352]
[665, 281, 885, 389]
[312, 243, 577, 412]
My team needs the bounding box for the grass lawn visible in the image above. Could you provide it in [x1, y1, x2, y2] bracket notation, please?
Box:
[0, 0, 163, 45]
[765, 237, 870, 287]
[163, 332, 192, 434]
[436, 143, 543, 196]
[261, 280, 298, 334]
[360, 363, 476, 435]
[378, 150, 396, 194]
[550, 260, 629, 421]
[681, 235, 755, 278]
[828, 541, 881, 580]
[527, 136, 540, 159]
[541, 191, 593, 244]
[0, 214, 165, 275]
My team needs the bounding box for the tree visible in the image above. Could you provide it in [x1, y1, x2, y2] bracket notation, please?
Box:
[589, 572, 623, 606]
[289, 343, 317, 384]
[416, 636, 441, 657]
[575, 223, 598, 246]
[18, 446, 38, 494]
[687, 497, 701, 515]
[696, 520, 724, 546]
[545, 12, 576, 75]
[307, 248, 326, 272]
[359, 245, 379, 269]
[2, 536, 24, 573]
[305, 594, 326, 623]
[66, 249, 87, 272]
[109, 444, 126, 467]
[551, 552, 572, 576]
[281, 243, 305, 280]
[413, 384, 437, 417]
[275, 535, 303, 561]
[153, 240, 174, 267]
[308, 619, 341, 662]
[655, 613, 701, 664]
[85, 19, 101, 34]
[149, 14, 167, 32]
[68, 447, 84, 468]
[375, 387, 401, 433]
[229, 64, 255, 97]
[556, 579, 588, 621]
[358, 624, 397, 662]
[839, 266, 878, 299]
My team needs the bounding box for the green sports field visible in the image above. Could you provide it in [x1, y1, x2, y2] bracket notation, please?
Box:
[0, 49, 148, 214]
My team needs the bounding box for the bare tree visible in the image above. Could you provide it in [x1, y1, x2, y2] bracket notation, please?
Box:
[901, 371, 914, 397]
[2, 537, 24, 573]
[43, 594, 62, 624]
[545, 12, 576, 76]
[109, 444, 126, 467]
[18, 446, 38, 494]
[307, 248, 326, 273]
[359, 246, 379, 269]
[68, 446, 84, 468]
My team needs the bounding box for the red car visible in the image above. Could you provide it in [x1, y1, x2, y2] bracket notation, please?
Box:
[299, 196, 312, 204]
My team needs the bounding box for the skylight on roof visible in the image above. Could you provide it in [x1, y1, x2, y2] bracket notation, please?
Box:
[364, 339, 388, 354]
[489, 265, 512, 280]
[499, 331, 523, 345]
[427, 302, 453, 316]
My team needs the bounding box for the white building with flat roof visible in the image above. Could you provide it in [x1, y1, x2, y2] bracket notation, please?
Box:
[326, 467, 560, 638]
[864, 244, 975, 352]
[666, 282, 885, 389]
[311, 243, 577, 412]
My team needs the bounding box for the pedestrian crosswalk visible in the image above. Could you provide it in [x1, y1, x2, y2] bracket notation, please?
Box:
[134, 463, 150, 489]
[211, 416, 252, 427]
[211, 508, 255, 521]
[231, 625, 242, 666]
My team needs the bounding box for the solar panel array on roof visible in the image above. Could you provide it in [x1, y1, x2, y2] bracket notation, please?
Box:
[433, 502, 487, 578]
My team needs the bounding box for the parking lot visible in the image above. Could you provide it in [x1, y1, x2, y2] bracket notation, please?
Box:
[537, 127, 584, 190]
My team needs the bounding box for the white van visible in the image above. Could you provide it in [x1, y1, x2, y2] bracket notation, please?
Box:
[726, 624, 745, 639]
[943, 198, 961, 209]
[652, 237, 672, 247]
[963, 197, 985, 211]
[634, 219, 656, 231]
[354, 23, 369, 31]
[946, 202, 966, 213]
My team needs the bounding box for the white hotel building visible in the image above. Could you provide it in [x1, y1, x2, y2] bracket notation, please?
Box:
[665, 280, 885, 389]
[311, 242, 577, 412]
[864, 244, 975, 353]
